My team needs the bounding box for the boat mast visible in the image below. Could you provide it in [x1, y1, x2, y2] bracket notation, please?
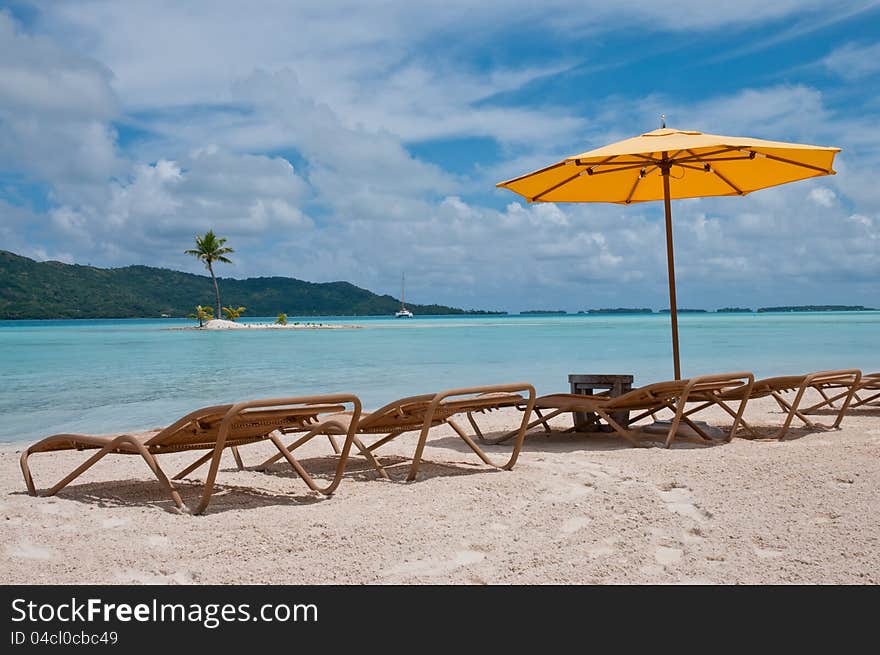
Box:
[401, 273, 406, 309]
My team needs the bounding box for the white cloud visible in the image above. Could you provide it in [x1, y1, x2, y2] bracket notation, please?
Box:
[808, 187, 836, 207]
[822, 41, 880, 80]
[39, 146, 313, 271]
[0, 12, 122, 185]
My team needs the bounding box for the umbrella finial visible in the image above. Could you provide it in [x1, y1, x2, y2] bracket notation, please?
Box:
[660, 114, 666, 128]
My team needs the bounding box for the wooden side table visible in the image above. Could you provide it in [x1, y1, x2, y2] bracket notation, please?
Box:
[568, 374, 634, 431]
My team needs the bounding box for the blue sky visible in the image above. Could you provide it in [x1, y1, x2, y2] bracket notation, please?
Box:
[1, 1, 879, 311]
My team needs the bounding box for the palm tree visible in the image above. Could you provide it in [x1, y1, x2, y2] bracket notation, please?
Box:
[187, 304, 214, 327]
[222, 306, 246, 321]
[185, 231, 234, 318]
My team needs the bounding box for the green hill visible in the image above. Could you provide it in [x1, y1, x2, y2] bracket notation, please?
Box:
[0, 250, 486, 319]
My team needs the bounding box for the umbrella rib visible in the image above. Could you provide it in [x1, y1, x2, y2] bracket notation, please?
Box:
[684, 149, 743, 194]
[624, 172, 643, 204]
[585, 163, 646, 176]
[497, 161, 567, 187]
[527, 155, 619, 200]
[625, 164, 660, 203]
[688, 156, 755, 163]
[674, 162, 707, 171]
[710, 168, 744, 195]
[530, 168, 588, 202]
[757, 152, 832, 174]
[672, 147, 740, 164]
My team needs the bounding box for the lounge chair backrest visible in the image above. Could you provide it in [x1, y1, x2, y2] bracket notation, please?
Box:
[807, 369, 862, 387]
[687, 372, 752, 395]
[747, 370, 860, 398]
[145, 401, 347, 452]
[357, 389, 528, 433]
[605, 372, 752, 409]
[603, 380, 691, 410]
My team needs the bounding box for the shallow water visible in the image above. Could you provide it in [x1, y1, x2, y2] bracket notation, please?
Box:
[1, 312, 877, 443]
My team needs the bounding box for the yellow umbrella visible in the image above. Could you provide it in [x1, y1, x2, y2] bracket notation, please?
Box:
[497, 123, 840, 379]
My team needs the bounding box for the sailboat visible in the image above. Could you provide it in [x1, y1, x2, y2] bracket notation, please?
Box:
[395, 273, 414, 318]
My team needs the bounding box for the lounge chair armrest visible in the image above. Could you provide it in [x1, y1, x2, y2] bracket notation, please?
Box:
[422, 383, 537, 430]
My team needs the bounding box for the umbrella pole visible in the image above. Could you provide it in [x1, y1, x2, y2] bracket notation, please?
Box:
[661, 157, 681, 380]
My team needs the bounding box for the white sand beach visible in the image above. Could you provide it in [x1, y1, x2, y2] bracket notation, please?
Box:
[1, 395, 878, 585]
[173, 319, 361, 330]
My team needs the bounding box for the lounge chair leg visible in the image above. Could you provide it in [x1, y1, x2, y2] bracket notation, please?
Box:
[23, 436, 186, 511]
[231, 446, 244, 470]
[771, 389, 809, 440]
[19, 449, 38, 496]
[534, 408, 552, 432]
[832, 379, 860, 429]
[255, 427, 325, 470]
[447, 419, 495, 467]
[125, 439, 186, 511]
[352, 436, 389, 479]
[36, 441, 120, 497]
[491, 408, 564, 445]
[467, 412, 486, 441]
[267, 433, 321, 492]
[406, 424, 432, 482]
[327, 435, 341, 454]
[173, 451, 214, 480]
[594, 409, 644, 447]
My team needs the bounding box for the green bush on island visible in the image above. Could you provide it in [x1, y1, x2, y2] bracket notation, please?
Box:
[222, 306, 246, 321]
[276, 313, 288, 325]
[187, 304, 214, 327]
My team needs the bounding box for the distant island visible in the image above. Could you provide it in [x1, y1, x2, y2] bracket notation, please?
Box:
[580, 308, 653, 314]
[520, 310, 567, 315]
[0, 250, 501, 319]
[756, 305, 875, 313]
[659, 308, 708, 314]
[717, 307, 753, 313]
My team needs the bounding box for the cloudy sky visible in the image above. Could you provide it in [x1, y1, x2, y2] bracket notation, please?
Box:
[2, 1, 879, 311]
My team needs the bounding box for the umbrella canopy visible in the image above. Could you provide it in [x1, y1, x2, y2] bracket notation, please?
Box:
[497, 127, 841, 379]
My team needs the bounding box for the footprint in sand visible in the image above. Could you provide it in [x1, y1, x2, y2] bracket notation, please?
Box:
[584, 538, 617, 558]
[560, 516, 591, 534]
[654, 546, 683, 565]
[6, 542, 52, 560]
[752, 546, 785, 559]
[38, 503, 63, 515]
[388, 550, 486, 577]
[101, 517, 129, 529]
[115, 570, 196, 584]
[656, 483, 712, 522]
[542, 479, 596, 502]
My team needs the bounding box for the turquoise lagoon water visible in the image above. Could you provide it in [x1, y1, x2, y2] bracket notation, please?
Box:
[1, 312, 878, 443]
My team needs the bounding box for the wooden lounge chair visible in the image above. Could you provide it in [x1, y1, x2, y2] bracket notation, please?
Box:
[253, 383, 536, 482]
[20, 394, 362, 514]
[801, 371, 879, 414]
[709, 369, 862, 440]
[490, 372, 754, 448]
